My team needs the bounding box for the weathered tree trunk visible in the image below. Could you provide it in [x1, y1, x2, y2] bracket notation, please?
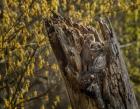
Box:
[45, 13, 138, 109]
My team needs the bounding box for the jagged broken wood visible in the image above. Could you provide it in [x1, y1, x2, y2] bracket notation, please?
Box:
[45, 13, 138, 109]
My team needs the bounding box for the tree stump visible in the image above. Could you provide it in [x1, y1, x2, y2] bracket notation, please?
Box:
[45, 13, 138, 109]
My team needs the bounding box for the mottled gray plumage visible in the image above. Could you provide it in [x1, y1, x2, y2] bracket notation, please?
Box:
[91, 54, 106, 73]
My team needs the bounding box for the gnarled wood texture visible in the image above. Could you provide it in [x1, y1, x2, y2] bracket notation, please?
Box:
[45, 13, 138, 109]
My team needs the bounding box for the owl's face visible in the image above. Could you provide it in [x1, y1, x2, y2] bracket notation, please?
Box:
[90, 42, 102, 51]
[89, 42, 104, 60]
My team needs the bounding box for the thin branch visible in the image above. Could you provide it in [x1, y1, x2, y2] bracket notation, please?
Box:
[16, 91, 48, 107]
[120, 41, 138, 48]
[11, 36, 48, 106]
[4, 15, 43, 43]
[11, 46, 38, 109]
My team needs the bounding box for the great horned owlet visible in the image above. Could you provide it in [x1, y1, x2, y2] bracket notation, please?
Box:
[81, 34, 95, 72]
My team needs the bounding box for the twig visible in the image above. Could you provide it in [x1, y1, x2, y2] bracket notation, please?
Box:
[16, 91, 48, 107]
[120, 41, 138, 48]
[11, 46, 38, 109]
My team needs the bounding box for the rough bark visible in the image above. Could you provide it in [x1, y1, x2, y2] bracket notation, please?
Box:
[45, 13, 138, 109]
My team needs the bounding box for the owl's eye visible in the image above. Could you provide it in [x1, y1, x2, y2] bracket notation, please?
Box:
[90, 44, 93, 48]
[90, 42, 95, 48]
[98, 45, 101, 48]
